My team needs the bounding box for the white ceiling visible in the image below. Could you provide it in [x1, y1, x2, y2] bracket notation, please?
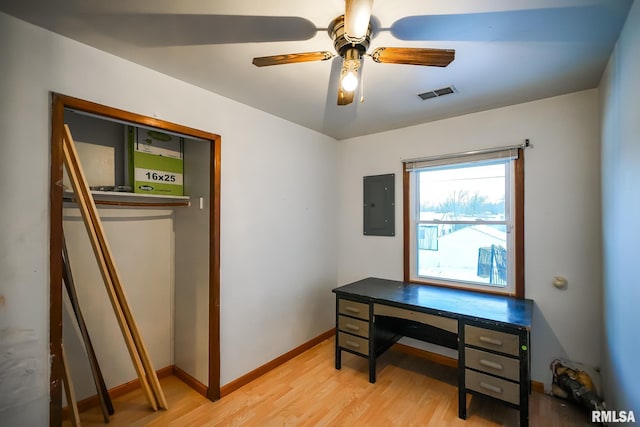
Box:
[0, 0, 633, 139]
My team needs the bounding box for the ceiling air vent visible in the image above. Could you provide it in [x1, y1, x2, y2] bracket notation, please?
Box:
[418, 85, 457, 101]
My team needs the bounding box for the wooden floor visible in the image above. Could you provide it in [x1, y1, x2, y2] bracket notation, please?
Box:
[65, 338, 592, 426]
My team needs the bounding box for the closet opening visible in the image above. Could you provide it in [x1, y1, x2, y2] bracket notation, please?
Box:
[49, 94, 221, 425]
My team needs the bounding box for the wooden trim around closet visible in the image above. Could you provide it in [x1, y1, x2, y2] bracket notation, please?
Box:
[208, 125, 222, 401]
[49, 95, 65, 427]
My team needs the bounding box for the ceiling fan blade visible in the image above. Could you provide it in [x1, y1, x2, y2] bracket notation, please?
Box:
[337, 85, 355, 106]
[370, 47, 455, 67]
[345, 0, 373, 41]
[252, 51, 334, 67]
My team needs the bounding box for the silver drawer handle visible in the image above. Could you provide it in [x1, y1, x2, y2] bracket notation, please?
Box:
[345, 340, 360, 349]
[479, 359, 504, 370]
[345, 323, 360, 332]
[345, 306, 361, 314]
[479, 336, 503, 346]
[479, 382, 503, 394]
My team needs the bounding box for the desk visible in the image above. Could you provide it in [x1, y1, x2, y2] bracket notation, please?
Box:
[333, 277, 533, 426]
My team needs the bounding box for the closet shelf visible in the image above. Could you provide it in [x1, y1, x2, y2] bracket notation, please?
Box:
[63, 190, 190, 207]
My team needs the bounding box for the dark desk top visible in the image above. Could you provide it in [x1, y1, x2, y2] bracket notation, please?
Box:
[333, 277, 533, 330]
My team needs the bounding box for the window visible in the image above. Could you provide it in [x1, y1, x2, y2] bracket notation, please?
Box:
[403, 147, 524, 297]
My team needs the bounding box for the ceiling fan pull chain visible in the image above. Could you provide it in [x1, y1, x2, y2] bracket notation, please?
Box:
[360, 62, 365, 103]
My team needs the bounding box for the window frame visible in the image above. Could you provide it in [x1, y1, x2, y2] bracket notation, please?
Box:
[403, 148, 525, 298]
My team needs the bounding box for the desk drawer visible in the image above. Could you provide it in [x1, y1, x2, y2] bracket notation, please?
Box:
[374, 304, 458, 333]
[338, 332, 369, 356]
[465, 325, 519, 356]
[338, 315, 369, 338]
[339, 299, 369, 320]
[465, 369, 519, 405]
[465, 347, 519, 381]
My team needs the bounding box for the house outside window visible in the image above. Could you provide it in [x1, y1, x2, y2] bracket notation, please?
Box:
[403, 147, 524, 297]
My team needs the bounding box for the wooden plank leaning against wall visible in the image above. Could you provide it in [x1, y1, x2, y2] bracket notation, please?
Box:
[49, 93, 222, 426]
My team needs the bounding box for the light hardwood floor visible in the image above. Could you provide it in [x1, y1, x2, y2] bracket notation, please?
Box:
[65, 338, 592, 426]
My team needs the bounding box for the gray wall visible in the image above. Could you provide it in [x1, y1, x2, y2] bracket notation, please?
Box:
[599, 0, 640, 415]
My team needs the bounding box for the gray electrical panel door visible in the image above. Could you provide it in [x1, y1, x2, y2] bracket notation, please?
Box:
[363, 174, 395, 236]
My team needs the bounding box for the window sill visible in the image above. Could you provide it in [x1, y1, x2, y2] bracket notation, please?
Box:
[407, 278, 518, 298]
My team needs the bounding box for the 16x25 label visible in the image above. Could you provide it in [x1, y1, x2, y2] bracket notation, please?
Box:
[135, 168, 183, 185]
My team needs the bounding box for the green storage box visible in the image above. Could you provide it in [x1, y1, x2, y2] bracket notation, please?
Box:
[128, 126, 184, 196]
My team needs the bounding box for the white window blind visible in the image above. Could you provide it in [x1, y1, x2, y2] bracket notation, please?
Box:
[403, 146, 521, 171]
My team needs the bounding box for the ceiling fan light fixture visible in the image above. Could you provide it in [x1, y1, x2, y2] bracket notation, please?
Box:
[340, 47, 361, 92]
[344, 0, 373, 42]
[341, 71, 359, 92]
[252, 1, 456, 107]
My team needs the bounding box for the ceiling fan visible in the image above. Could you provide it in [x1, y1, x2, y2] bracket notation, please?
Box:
[252, 0, 455, 106]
